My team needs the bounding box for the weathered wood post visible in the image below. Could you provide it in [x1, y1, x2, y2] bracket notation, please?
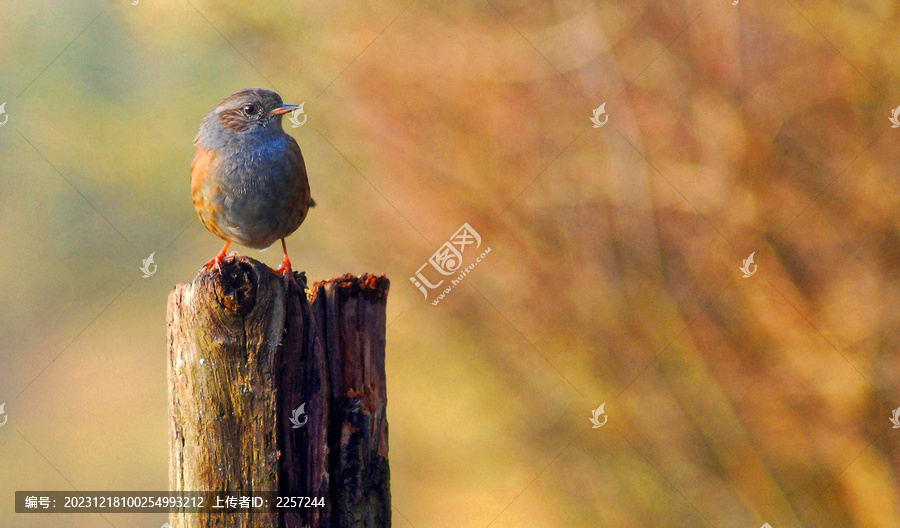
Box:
[167, 256, 390, 528]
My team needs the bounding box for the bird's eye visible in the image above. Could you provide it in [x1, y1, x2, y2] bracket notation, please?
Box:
[242, 104, 258, 115]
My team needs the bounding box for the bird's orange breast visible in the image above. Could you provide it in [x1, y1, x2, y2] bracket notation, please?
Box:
[191, 146, 228, 241]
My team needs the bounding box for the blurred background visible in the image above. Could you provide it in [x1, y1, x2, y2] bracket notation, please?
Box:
[2, 0, 900, 526]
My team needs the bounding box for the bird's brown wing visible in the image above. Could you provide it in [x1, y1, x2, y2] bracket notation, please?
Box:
[285, 137, 314, 207]
[282, 137, 312, 232]
[190, 146, 230, 242]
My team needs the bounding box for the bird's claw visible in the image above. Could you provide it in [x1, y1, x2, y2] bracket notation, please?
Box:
[273, 258, 299, 289]
[202, 252, 231, 271]
[202, 254, 225, 271]
[202, 242, 232, 272]
[273, 251, 292, 276]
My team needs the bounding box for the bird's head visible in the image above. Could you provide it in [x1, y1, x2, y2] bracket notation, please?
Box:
[197, 88, 298, 143]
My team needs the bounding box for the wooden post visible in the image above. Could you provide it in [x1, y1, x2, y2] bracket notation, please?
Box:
[167, 256, 390, 528]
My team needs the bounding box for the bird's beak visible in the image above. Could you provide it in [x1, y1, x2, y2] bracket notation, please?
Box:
[268, 104, 298, 116]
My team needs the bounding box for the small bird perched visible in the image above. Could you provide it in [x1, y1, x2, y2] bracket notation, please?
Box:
[191, 88, 313, 275]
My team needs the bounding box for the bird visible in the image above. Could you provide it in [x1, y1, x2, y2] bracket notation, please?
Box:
[191, 88, 314, 277]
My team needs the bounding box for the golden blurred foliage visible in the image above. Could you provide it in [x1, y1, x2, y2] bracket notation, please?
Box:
[2, 0, 900, 527]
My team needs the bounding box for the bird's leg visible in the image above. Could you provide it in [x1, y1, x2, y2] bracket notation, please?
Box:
[274, 239, 293, 275]
[203, 240, 231, 270]
[273, 239, 299, 288]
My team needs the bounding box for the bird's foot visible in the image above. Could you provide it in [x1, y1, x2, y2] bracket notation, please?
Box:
[202, 242, 232, 271]
[202, 253, 226, 271]
[273, 261, 293, 277]
[273, 239, 298, 288]
[273, 256, 299, 288]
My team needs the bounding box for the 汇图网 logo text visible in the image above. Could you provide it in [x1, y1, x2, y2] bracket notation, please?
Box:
[410, 223, 491, 305]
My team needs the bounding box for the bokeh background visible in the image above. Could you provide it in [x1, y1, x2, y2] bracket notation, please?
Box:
[2, 0, 900, 526]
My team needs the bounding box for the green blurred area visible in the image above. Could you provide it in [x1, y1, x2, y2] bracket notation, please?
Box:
[2, 0, 900, 527]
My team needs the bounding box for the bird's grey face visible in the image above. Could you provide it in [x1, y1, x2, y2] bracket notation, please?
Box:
[213, 88, 298, 135]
